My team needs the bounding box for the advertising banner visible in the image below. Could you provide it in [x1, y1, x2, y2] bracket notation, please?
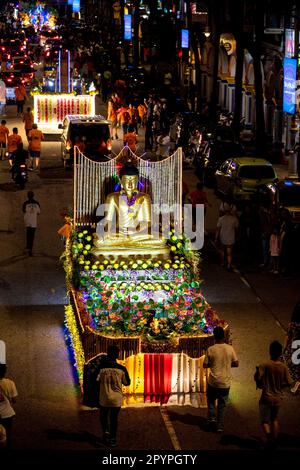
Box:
[72, 0, 80, 13]
[181, 29, 189, 49]
[283, 58, 297, 114]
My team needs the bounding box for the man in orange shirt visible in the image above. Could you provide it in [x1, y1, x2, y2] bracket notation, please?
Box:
[23, 107, 34, 138]
[137, 102, 147, 128]
[15, 83, 27, 116]
[0, 119, 9, 160]
[28, 123, 44, 171]
[8, 128, 22, 166]
[117, 106, 130, 137]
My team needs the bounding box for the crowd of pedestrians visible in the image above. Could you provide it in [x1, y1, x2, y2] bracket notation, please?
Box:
[210, 196, 299, 277]
[106, 90, 177, 159]
[0, 112, 44, 172]
[204, 319, 299, 450]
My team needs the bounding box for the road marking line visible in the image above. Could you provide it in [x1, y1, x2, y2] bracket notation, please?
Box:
[276, 320, 286, 333]
[160, 406, 181, 450]
[239, 276, 251, 288]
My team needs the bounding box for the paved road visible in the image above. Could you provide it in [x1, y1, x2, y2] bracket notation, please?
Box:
[0, 100, 299, 462]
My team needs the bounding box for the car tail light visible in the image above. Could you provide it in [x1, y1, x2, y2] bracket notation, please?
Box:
[66, 140, 72, 151]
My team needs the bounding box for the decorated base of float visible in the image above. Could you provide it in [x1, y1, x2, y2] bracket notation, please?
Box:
[63, 147, 228, 407]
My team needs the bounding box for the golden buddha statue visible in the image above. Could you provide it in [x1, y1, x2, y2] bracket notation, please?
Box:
[93, 163, 169, 257]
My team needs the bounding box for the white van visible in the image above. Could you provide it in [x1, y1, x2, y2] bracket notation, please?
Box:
[58, 115, 112, 167]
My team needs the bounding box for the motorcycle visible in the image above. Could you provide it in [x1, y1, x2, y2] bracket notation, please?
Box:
[12, 161, 28, 189]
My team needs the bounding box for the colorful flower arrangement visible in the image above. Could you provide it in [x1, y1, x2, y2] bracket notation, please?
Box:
[62, 225, 226, 341]
[78, 273, 206, 338]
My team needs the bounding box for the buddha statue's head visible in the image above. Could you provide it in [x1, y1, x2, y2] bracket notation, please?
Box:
[119, 164, 139, 197]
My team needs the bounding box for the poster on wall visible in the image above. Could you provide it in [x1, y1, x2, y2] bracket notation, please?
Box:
[181, 29, 189, 49]
[72, 0, 80, 13]
[283, 58, 297, 114]
[124, 14, 132, 40]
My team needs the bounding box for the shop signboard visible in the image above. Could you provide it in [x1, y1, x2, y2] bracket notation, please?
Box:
[124, 14, 132, 40]
[283, 58, 297, 114]
[181, 29, 189, 49]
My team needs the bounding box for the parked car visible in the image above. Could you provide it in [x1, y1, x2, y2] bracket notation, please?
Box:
[58, 115, 112, 167]
[215, 157, 278, 201]
[256, 180, 300, 225]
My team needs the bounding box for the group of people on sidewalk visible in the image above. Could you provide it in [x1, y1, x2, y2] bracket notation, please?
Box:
[211, 196, 298, 276]
[106, 92, 174, 159]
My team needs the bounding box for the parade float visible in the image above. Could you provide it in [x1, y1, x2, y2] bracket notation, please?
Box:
[23, 1, 96, 133]
[63, 147, 228, 407]
[19, 1, 57, 31]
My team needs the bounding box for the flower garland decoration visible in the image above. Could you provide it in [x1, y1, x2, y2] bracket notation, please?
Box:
[64, 304, 85, 386]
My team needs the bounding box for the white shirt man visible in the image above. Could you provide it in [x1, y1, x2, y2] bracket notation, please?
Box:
[203, 326, 239, 432]
[22, 191, 40, 256]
